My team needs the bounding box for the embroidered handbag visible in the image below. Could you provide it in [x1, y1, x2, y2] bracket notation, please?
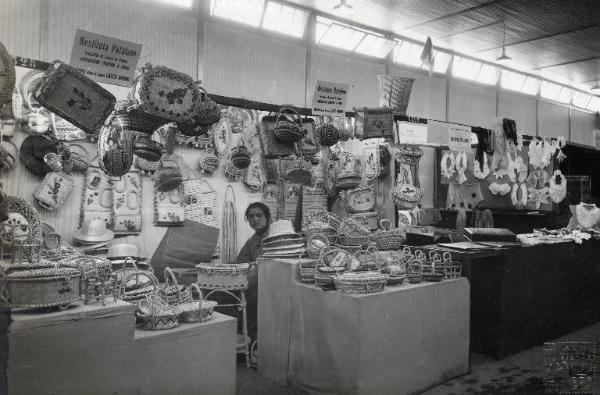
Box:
[273, 107, 304, 143]
[34, 61, 116, 133]
[33, 171, 74, 210]
[112, 171, 143, 234]
[198, 147, 220, 173]
[154, 184, 185, 226]
[97, 109, 134, 177]
[131, 64, 199, 123]
[297, 117, 320, 155]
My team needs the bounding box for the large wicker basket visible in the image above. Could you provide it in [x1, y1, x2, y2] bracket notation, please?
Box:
[196, 263, 249, 290]
[333, 272, 388, 294]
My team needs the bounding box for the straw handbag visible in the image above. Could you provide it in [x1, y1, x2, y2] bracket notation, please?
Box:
[177, 86, 221, 135]
[97, 109, 134, 177]
[341, 186, 376, 214]
[137, 293, 179, 331]
[376, 75, 414, 112]
[273, 107, 304, 143]
[33, 171, 74, 210]
[35, 61, 116, 133]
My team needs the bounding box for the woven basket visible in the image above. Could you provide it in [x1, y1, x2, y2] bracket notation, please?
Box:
[137, 294, 179, 331]
[274, 107, 303, 143]
[314, 266, 346, 290]
[176, 283, 218, 323]
[7, 265, 81, 309]
[333, 272, 388, 294]
[134, 137, 163, 162]
[0, 39, 15, 107]
[393, 183, 424, 210]
[283, 155, 313, 184]
[373, 219, 406, 251]
[354, 247, 381, 271]
[320, 246, 352, 269]
[297, 259, 319, 283]
[231, 145, 251, 169]
[317, 123, 340, 147]
[178, 86, 221, 134]
[97, 111, 134, 177]
[1, 194, 43, 250]
[159, 267, 193, 307]
[406, 258, 423, 284]
[306, 233, 329, 259]
[349, 212, 379, 232]
[196, 263, 249, 290]
[115, 263, 159, 302]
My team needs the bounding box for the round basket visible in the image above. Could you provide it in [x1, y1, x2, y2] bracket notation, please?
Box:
[137, 294, 179, 331]
[177, 283, 218, 323]
[117, 268, 159, 303]
[317, 123, 340, 147]
[273, 107, 303, 143]
[7, 265, 81, 309]
[333, 272, 388, 295]
[354, 247, 381, 271]
[159, 267, 193, 307]
[196, 263, 249, 290]
[342, 186, 376, 214]
[319, 247, 352, 270]
[306, 233, 329, 259]
[297, 259, 319, 283]
[373, 219, 406, 251]
[231, 145, 251, 169]
[314, 266, 346, 290]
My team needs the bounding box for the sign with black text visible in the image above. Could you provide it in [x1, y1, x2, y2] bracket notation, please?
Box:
[448, 124, 472, 152]
[312, 81, 349, 116]
[69, 29, 141, 87]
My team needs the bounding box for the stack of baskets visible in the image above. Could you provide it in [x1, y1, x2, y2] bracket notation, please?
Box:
[297, 259, 320, 283]
[314, 247, 351, 290]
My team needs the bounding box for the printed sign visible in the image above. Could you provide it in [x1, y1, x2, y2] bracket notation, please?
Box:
[312, 81, 349, 116]
[448, 124, 472, 152]
[397, 121, 428, 144]
[69, 29, 142, 87]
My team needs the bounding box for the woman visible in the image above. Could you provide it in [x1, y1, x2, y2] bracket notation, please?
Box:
[231, 202, 271, 347]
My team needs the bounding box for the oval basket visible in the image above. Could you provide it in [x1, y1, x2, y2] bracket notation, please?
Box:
[177, 283, 218, 323]
[196, 263, 249, 290]
[333, 272, 388, 295]
[342, 187, 376, 213]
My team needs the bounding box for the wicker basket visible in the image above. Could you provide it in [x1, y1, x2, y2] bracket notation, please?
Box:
[159, 267, 193, 306]
[342, 187, 376, 214]
[443, 251, 463, 279]
[373, 219, 406, 251]
[176, 283, 218, 323]
[314, 266, 346, 290]
[297, 259, 319, 283]
[306, 233, 329, 259]
[97, 111, 134, 177]
[354, 247, 381, 271]
[393, 183, 424, 210]
[316, 123, 340, 147]
[273, 107, 303, 143]
[320, 247, 352, 269]
[406, 258, 423, 284]
[231, 145, 251, 169]
[137, 294, 179, 331]
[334, 272, 388, 294]
[177, 86, 221, 134]
[198, 148, 220, 173]
[115, 263, 159, 303]
[6, 265, 81, 309]
[196, 263, 249, 290]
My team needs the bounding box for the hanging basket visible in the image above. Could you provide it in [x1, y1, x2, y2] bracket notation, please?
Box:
[97, 110, 134, 177]
[393, 183, 423, 209]
[273, 107, 303, 143]
[177, 86, 222, 135]
[231, 145, 251, 169]
[341, 186, 376, 213]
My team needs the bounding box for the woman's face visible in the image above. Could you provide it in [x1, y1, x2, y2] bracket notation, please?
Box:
[247, 207, 268, 232]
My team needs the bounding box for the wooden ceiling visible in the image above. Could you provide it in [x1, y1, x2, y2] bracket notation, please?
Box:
[288, 0, 600, 89]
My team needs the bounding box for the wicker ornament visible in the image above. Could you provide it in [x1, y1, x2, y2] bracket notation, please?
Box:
[97, 111, 134, 177]
[316, 123, 340, 147]
[35, 61, 116, 134]
[273, 107, 303, 143]
[33, 171, 74, 210]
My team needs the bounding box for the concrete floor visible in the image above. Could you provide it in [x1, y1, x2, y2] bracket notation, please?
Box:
[237, 321, 600, 394]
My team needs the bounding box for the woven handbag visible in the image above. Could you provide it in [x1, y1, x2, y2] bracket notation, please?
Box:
[258, 115, 295, 159]
[316, 122, 340, 147]
[137, 293, 179, 330]
[231, 144, 251, 169]
[132, 65, 199, 123]
[97, 110, 134, 177]
[159, 267, 193, 307]
[33, 171, 74, 210]
[34, 62, 115, 133]
[198, 147, 220, 173]
[273, 107, 303, 143]
[0, 39, 15, 107]
[177, 86, 221, 134]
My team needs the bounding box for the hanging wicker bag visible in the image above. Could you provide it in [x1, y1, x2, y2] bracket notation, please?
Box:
[273, 107, 304, 143]
[158, 267, 193, 307]
[177, 86, 222, 135]
[373, 219, 406, 251]
[97, 108, 134, 177]
[231, 144, 251, 169]
[137, 293, 179, 331]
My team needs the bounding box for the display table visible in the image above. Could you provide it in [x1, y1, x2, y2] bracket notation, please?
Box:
[5, 300, 237, 395]
[288, 280, 470, 395]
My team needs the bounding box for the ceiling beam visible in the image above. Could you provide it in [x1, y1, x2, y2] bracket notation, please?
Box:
[476, 22, 600, 53]
[399, 0, 506, 31]
[534, 55, 600, 70]
[437, 20, 503, 39]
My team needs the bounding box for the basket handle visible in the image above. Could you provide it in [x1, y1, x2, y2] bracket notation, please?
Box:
[379, 219, 391, 231]
[190, 283, 204, 303]
[164, 267, 179, 288]
[276, 107, 301, 124]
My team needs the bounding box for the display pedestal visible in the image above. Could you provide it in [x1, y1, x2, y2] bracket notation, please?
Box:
[5, 300, 237, 395]
[288, 280, 470, 395]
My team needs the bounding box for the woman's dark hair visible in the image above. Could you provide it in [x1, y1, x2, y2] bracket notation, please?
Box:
[245, 202, 271, 222]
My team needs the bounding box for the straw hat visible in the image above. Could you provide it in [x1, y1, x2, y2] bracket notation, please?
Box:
[263, 220, 302, 244]
[107, 242, 146, 261]
[73, 218, 114, 244]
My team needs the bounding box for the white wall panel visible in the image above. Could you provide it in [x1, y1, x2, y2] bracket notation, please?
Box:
[388, 66, 447, 121]
[0, 0, 40, 58]
[498, 92, 537, 136]
[448, 80, 496, 128]
[570, 109, 597, 147]
[204, 21, 306, 107]
[46, 0, 197, 76]
[538, 100, 569, 139]
[308, 49, 385, 110]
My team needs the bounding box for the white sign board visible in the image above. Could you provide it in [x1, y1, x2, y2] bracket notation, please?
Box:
[397, 121, 428, 144]
[311, 81, 349, 116]
[69, 29, 142, 87]
[448, 124, 472, 152]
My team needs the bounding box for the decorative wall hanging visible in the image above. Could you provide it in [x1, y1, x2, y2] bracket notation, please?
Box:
[153, 183, 185, 226]
[243, 155, 263, 191]
[440, 151, 456, 179]
[131, 64, 199, 123]
[473, 152, 490, 180]
[182, 178, 221, 255]
[97, 108, 134, 177]
[549, 170, 567, 203]
[455, 151, 468, 185]
[35, 61, 116, 133]
[33, 171, 74, 210]
[79, 167, 114, 229]
[177, 86, 221, 135]
[298, 117, 319, 156]
[361, 140, 381, 179]
[491, 117, 509, 178]
[273, 107, 303, 143]
[510, 183, 528, 209]
[212, 117, 231, 156]
[51, 113, 87, 141]
[446, 182, 483, 210]
[0, 39, 15, 107]
[354, 107, 395, 140]
[376, 75, 414, 111]
[112, 171, 143, 234]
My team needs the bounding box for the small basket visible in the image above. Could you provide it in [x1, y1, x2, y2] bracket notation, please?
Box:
[342, 186, 376, 214]
[196, 263, 249, 290]
[159, 267, 193, 306]
[231, 145, 251, 169]
[314, 266, 346, 290]
[116, 265, 159, 303]
[297, 259, 319, 283]
[273, 107, 303, 143]
[443, 251, 462, 279]
[406, 258, 423, 284]
[373, 219, 406, 251]
[354, 246, 381, 271]
[178, 86, 221, 134]
[306, 233, 329, 259]
[333, 272, 388, 294]
[137, 294, 179, 331]
[198, 148, 220, 173]
[319, 247, 352, 269]
[393, 183, 424, 210]
[176, 283, 218, 323]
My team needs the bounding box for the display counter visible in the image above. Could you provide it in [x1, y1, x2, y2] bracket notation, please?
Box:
[5, 300, 237, 395]
[257, 257, 470, 394]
